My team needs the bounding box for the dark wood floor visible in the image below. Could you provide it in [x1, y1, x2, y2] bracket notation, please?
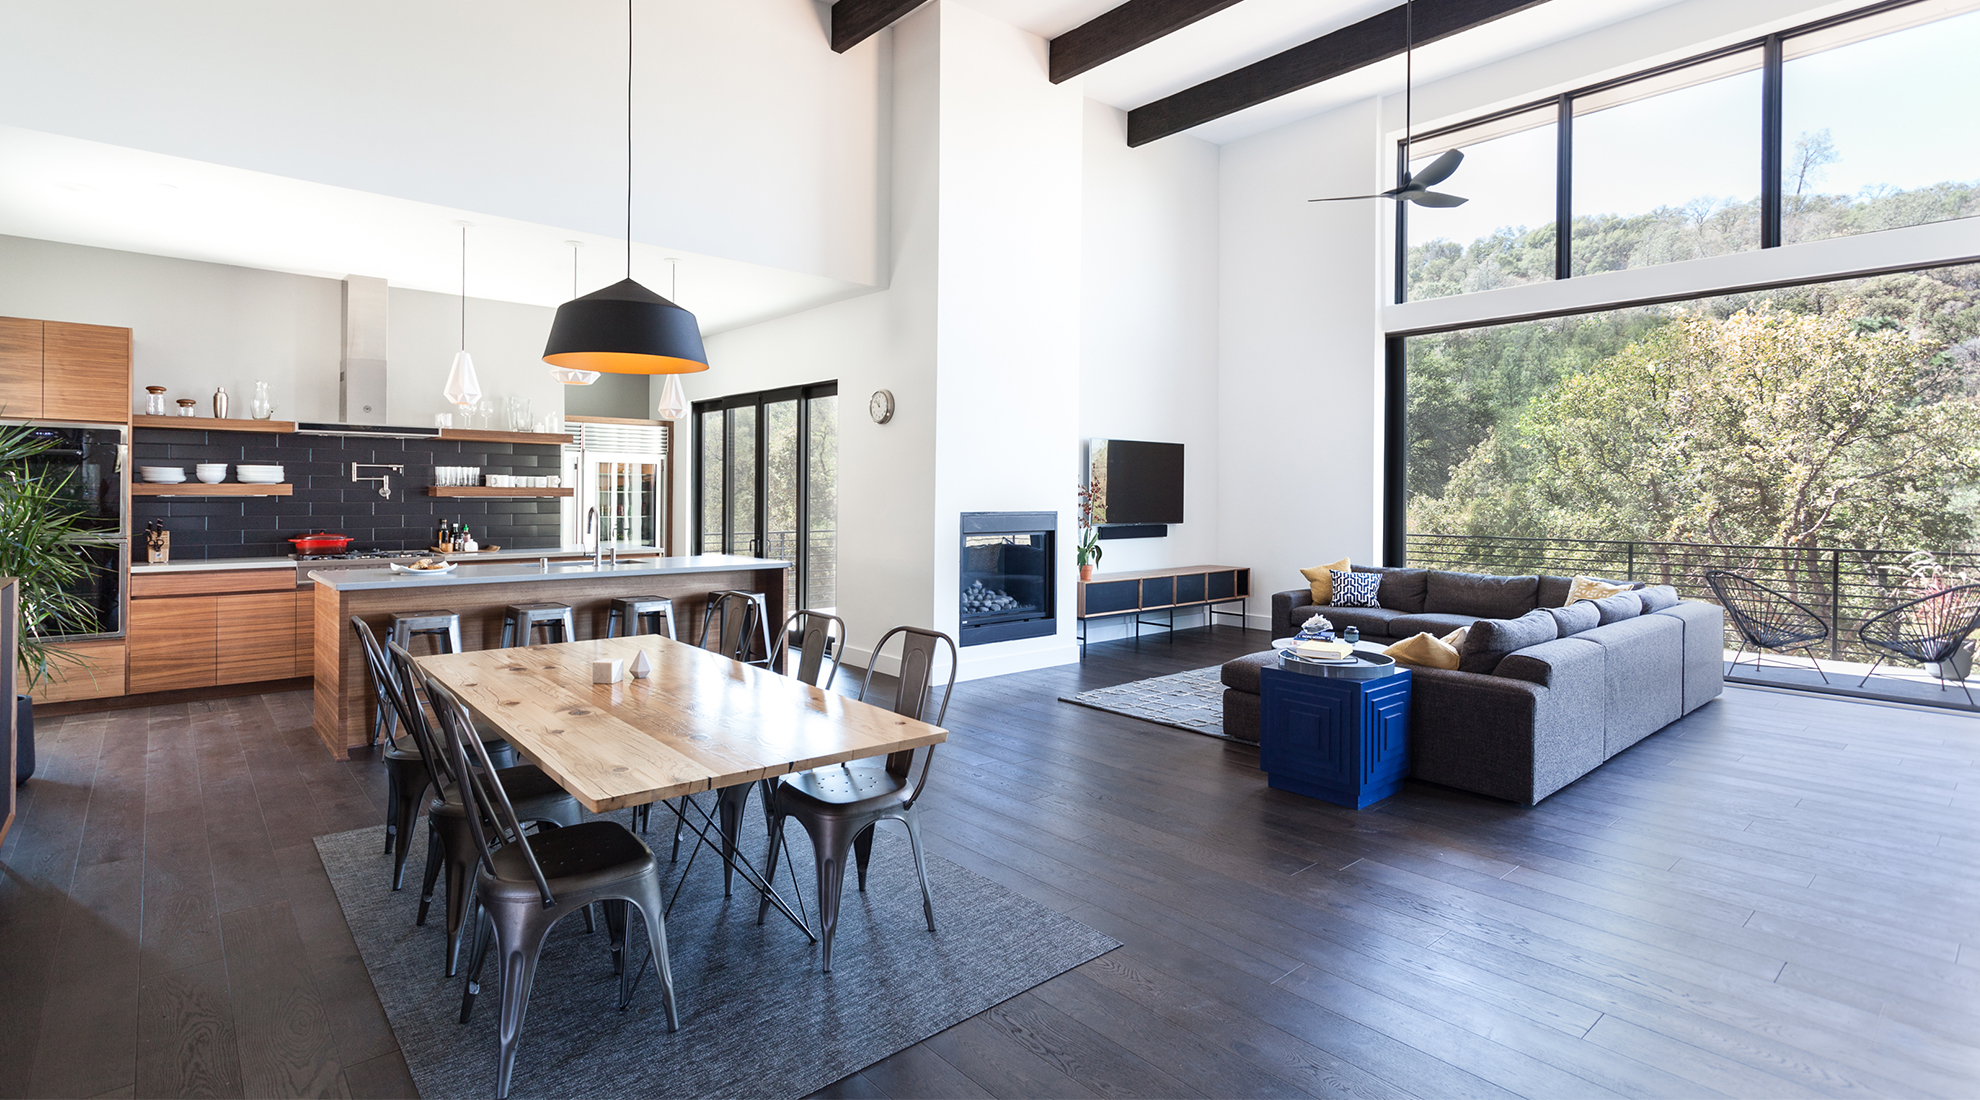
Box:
[3, 627, 1976, 1098]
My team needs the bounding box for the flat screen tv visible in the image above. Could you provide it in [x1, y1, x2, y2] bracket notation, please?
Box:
[1088, 439, 1183, 525]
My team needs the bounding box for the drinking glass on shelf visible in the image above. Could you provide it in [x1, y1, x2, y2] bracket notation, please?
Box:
[477, 399, 494, 429]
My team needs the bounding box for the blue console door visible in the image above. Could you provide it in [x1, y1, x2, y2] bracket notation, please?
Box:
[1259, 666, 1412, 809]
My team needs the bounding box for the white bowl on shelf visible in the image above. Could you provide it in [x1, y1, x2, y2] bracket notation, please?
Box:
[195, 464, 228, 484]
[140, 467, 186, 483]
[237, 465, 284, 483]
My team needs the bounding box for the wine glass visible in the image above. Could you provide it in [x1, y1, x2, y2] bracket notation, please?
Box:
[476, 399, 494, 429]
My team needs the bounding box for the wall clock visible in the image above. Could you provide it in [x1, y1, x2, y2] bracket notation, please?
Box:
[869, 389, 895, 424]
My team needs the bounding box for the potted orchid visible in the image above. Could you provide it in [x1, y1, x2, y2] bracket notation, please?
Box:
[1076, 483, 1104, 582]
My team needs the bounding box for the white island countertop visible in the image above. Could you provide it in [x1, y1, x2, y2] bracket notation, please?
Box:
[308, 553, 790, 591]
[132, 545, 671, 575]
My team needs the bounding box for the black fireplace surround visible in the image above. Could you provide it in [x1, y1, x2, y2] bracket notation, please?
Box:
[959, 512, 1056, 647]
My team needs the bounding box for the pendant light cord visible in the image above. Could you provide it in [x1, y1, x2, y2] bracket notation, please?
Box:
[626, 0, 634, 283]
[459, 225, 467, 350]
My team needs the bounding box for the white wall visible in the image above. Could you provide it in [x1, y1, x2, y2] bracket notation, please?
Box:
[1216, 101, 1388, 626]
[928, 2, 1085, 677]
[696, 11, 941, 673]
[0, 234, 587, 429]
[1078, 99, 1221, 642]
[0, 0, 886, 285]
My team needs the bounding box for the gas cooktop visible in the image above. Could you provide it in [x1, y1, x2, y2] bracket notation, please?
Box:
[291, 549, 425, 563]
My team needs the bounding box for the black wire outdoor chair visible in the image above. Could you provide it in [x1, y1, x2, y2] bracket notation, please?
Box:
[1855, 583, 1980, 706]
[1702, 570, 1833, 685]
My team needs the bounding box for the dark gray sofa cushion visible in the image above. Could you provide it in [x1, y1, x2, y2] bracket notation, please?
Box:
[1303, 606, 1411, 639]
[1638, 584, 1680, 613]
[1220, 650, 1277, 694]
[1543, 601, 1601, 637]
[1353, 565, 1429, 613]
[1536, 575, 1574, 608]
[1577, 615, 1684, 757]
[1222, 688, 1261, 743]
[1458, 609, 1559, 674]
[1429, 571, 1541, 619]
[1389, 612, 1481, 638]
[1590, 592, 1644, 624]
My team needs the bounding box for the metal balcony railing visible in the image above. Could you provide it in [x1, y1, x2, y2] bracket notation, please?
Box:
[1407, 532, 1980, 666]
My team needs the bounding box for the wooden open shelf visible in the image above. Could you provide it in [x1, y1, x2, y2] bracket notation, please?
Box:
[132, 415, 297, 433]
[438, 428, 574, 446]
[134, 482, 293, 497]
[425, 486, 574, 498]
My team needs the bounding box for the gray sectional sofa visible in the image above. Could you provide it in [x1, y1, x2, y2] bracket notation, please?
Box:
[1221, 566, 1724, 804]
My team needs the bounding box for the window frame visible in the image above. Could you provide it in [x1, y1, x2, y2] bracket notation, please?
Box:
[691, 380, 838, 605]
[1395, 0, 1964, 304]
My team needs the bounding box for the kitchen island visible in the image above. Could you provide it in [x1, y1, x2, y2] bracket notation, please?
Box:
[310, 554, 789, 757]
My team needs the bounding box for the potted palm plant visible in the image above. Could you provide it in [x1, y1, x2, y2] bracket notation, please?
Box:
[0, 422, 99, 784]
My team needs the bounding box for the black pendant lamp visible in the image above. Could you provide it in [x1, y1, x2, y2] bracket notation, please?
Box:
[542, 0, 708, 376]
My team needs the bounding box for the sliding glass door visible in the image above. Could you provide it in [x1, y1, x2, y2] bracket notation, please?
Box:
[694, 382, 838, 610]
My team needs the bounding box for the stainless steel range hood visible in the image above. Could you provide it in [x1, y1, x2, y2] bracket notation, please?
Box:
[340, 275, 389, 424]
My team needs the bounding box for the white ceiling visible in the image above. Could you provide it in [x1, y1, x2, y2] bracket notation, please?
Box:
[0, 126, 873, 335]
[956, 0, 1700, 142]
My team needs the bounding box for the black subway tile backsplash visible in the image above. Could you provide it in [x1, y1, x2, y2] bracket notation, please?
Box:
[134, 435, 567, 560]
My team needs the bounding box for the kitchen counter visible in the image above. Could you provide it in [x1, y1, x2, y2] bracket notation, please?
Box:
[310, 552, 789, 757]
[309, 554, 785, 591]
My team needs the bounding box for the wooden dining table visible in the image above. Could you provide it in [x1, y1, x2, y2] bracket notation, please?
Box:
[415, 635, 948, 814]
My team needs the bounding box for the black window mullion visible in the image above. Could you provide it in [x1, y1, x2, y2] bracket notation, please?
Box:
[1395, 138, 1410, 304]
[1761, 32, 1785, 248]
[1556, 93, 1574, 280]
[1383, 334, 1408, 566]
[753, 398, 768, 560]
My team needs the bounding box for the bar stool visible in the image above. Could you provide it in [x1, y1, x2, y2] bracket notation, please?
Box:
[607, 596, 677, 640]
[390, 609, 463, 654]
[501, 602, 576, 648]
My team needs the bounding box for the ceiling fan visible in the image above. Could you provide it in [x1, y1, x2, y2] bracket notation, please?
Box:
[1309, 0, 1467, 208]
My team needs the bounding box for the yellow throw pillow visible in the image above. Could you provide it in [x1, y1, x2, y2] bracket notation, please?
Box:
[1300, 558, 1353, 604]
[1385, 631, 1460, 670]
[1565, 575, 1631, 606]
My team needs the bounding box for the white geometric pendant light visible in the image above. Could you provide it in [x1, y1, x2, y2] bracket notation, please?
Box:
[443, 222, 483, 409]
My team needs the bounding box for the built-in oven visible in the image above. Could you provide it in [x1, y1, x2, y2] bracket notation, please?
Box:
[2, 422, 129, 639]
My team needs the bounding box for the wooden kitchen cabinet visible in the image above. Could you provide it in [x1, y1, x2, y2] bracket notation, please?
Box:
[42, 322, 132, 423]
[217, 591, 297, 685]
[294, 585, 314, 677]
[27, 638, 127, 703]
[0, 317, 43, 420]
[0, 316, 131, 424]
[128, 595, 218, 693]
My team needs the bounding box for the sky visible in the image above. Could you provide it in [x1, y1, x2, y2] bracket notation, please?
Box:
[1405, 8, 1980, 250]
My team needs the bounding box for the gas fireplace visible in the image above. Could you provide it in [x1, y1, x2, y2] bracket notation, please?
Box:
[959, 512, 1056, 646]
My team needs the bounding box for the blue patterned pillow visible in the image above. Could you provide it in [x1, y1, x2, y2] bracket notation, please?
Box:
[1330, 569, 1381, 608]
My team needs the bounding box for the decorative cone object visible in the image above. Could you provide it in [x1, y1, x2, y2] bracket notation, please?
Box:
[630, 648, 654, 679]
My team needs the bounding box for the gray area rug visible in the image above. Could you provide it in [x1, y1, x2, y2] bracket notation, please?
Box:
[1059, 665, 1234, 739]
[315, 807, 1117, 1099]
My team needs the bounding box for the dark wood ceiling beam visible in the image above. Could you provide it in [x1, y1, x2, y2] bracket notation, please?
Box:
[831, 0, 930, 53]
[1125, 0, 1550, 146]
[1050, 0, 1252, 84]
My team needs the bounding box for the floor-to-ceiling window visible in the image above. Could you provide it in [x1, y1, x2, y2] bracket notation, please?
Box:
[1391, 0, 1980, 710]
[693, 382, 838, 611]
[1401, 0, 1980, 302]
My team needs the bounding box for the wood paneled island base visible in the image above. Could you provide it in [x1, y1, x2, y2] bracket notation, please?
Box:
[309, 555, 786, 757]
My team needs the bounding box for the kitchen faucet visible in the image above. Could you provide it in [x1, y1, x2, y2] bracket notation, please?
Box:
[586, 506, 602, 568]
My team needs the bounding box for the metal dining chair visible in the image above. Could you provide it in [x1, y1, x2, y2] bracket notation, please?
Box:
[758, 625, 955, 971]
[352, 617, 515, 889]
[698, 589, 772, 668]
[1856, 582, 1980, 706]
[656, 609, 850, 898]
[1703, 570, 1833, 684]
[383, 641, 586, 976]
[427, 672, 679, 1100]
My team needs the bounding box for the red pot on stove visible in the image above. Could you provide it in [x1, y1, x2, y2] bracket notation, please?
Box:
[289, 533, 355, 554]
